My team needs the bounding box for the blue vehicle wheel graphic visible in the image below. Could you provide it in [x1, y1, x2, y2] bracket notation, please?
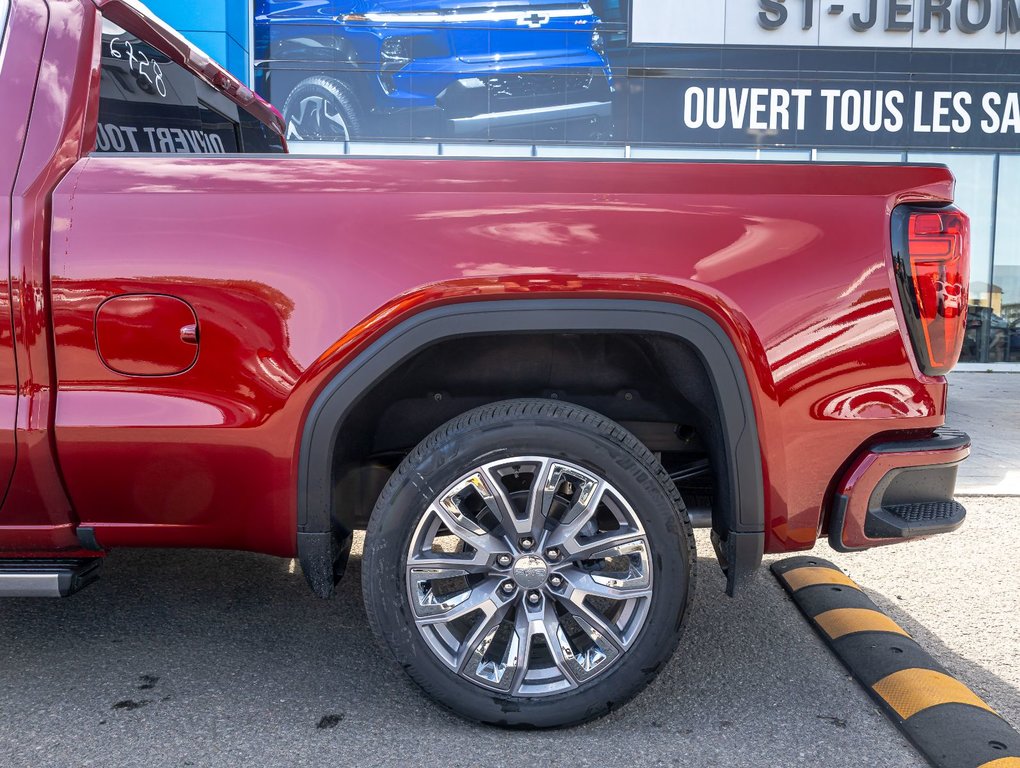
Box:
[282, 76, 364, 142]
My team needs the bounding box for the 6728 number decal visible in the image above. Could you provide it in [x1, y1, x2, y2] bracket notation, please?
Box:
[109, 37, 167, 98]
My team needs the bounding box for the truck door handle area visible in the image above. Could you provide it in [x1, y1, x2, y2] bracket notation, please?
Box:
[180, 324, 199, 345]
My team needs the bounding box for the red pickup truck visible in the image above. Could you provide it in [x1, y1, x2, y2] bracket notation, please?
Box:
[1, 0, 971, 728]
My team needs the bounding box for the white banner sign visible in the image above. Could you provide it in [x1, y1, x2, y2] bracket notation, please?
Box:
[631, 0, 1020, 50]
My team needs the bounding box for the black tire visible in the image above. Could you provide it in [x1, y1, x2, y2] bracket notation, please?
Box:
[281, 75, 363, 142]
[362, 399, 695, 728]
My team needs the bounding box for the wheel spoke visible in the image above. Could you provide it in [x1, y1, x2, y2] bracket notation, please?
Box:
[457, 600, 514, 682]
[522, 457, 555, 530]
[506, 606, 537, 694]
[463, 619, 522, 691]
[407, 548, 491, 575]
[430, 491, 503, 555]
[543, 478, 606, 551]
[477, 465, 532, 537]
[588, 538, 652, 591]
[501, 603, 534, 693]
[554, 611, 622, 682]
[555, 564, 652, 651]
[556, 581, 628, 649]
[508, 598, 580, 695]
[559, 607, 622, 659]
[558, 530, 647, 563]
[414, 577, 502, 624]
[563, 566, 653, 603]
[539, 601, 583, 690]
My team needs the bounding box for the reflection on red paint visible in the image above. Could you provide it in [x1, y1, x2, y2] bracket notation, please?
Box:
[56, 390, 233, 428]
[813, 382, 937, 421]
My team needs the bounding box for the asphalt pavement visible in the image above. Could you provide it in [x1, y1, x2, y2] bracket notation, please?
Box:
[1, 496, 1017, 767]
[949, 373, 1020, 494]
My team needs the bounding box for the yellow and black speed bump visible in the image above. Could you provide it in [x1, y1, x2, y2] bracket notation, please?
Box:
[772, 556, 1020, 768]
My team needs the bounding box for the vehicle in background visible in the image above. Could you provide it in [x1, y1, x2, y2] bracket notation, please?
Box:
[252, 0, 613, 143]
[964, 306, 1020, 362]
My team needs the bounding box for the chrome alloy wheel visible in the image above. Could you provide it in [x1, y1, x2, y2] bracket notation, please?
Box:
[404, 457, 654, 697]
[285, 95, 350, 142]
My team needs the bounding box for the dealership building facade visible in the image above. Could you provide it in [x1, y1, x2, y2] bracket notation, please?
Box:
[147, 0, 1020, 367]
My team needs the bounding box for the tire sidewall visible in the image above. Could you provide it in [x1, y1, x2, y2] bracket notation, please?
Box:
[364, 405, 693, 727]
[282, 76, 361, 141]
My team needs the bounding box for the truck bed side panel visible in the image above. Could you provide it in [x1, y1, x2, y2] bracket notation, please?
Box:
[48, 157, 953, 555]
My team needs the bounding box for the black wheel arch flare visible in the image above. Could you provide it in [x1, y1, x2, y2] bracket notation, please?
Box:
[296, 299, 766, 597]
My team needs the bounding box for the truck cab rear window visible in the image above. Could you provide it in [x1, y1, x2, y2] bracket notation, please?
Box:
[96, 21, 283, 154]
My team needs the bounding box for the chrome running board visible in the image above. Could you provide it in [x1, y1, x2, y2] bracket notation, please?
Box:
[0, 558, 102, 597]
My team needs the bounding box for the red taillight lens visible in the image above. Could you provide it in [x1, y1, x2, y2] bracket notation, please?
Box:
[892, 206, 970, 376]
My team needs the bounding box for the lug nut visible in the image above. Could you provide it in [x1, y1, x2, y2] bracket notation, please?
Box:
[527, 591, 541, 605]
[501, 581, 515, 595]
[519, 537, 535, 551]
[545, 547, 560, 561]
[497, 554, 512, 568]
[549, 574, 563, 588]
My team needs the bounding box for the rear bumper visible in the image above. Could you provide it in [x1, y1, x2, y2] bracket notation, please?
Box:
[828, 429, 970, 552]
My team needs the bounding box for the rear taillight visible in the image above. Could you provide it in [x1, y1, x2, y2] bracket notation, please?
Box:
[891, 205, 970, 376]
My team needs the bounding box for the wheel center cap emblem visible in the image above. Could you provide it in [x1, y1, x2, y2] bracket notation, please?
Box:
[512, 555, 548, 589]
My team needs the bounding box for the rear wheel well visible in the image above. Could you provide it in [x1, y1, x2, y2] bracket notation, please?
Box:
[332, 332, 729, 530]
[297, 299, 764, 597]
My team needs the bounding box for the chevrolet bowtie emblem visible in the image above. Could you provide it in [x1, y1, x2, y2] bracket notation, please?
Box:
[517, 12, 550, 27]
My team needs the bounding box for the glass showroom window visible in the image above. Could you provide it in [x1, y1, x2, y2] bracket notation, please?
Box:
[908, 153, 996, 364]
[993, 156, 1020, 364]
[814, 151, 905, 163]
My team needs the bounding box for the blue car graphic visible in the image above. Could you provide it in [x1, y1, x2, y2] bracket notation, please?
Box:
[254, 0, 614, 142]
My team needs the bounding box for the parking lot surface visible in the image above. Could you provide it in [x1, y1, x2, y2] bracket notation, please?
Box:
[949, 373, 1020, 495]
[1, 497, 1016, 768]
